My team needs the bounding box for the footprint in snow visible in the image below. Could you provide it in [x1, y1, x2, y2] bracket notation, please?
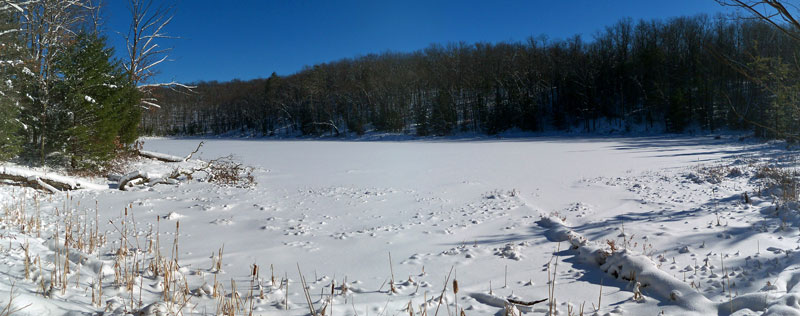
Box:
[210, 218, 233, 225]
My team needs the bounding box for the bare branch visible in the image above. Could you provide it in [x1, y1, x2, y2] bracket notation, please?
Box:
[125, 0, 176, 85]
[124, 0, 191, 110]
[717, 0, 800, 41]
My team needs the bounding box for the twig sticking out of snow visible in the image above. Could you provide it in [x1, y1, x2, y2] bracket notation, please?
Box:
[297, 264, 318, 316]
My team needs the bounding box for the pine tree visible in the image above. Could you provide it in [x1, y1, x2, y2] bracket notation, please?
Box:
[0, 8, 25, 161]
[12, 0, 91, 165]
[51, 33, 140, 169]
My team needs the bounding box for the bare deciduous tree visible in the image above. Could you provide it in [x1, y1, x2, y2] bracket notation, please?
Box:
[124, 0, 192, 110]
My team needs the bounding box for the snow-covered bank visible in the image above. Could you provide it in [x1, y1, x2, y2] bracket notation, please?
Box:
[0, 136, 796, 315]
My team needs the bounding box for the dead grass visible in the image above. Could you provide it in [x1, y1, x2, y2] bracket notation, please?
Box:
[754, 164, 799, 202]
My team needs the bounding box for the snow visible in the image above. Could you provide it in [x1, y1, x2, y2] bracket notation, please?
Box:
[1, 135, 799, 315]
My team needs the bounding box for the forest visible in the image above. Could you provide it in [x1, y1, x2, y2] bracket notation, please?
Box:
[142, 14, 800, 139]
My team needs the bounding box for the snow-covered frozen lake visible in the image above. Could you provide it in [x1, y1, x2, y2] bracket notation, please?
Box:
[144, 136, 751, 214]
[133, 136, 766, 315]
[4, 135, 792, 315]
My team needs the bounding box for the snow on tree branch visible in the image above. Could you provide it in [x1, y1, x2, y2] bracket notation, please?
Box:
[138, 81, 195, 89]
[0, 1, 35, 13]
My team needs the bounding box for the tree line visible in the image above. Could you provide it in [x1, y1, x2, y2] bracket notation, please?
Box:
[141, 13, 799, 139]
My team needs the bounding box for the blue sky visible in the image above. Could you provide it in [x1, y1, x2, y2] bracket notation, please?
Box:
[102, 0, 735, 84]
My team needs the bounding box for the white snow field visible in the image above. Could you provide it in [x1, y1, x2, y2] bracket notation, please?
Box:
[1, 135, 799, 315]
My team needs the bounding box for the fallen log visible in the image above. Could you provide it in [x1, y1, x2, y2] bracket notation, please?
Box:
[33, 177, 59, 193]
[138, 141, 204, 163]
[118, 170, 181, 191]
[0, 166, 106, 192]
[0, 174, 58, 193]
[138, 150, 184, 163]
[118, 170, 148, 190]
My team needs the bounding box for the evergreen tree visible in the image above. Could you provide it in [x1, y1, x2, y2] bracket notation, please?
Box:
[0, 8, 25, 161]
[50, 33, 140, 169]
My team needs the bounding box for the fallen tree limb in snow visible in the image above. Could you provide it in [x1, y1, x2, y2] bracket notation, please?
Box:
[119, 154, 254, 191]
[0, 174, 58, 193]
[138, 150, 184, 163]
[118, 171, 148, 190]
[122, 143, 254, 191]
[118, 170, 181, 191]
[0, 166, 106, 192]
[138, 141, 204, 162]
[33, 178, 58, 193]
